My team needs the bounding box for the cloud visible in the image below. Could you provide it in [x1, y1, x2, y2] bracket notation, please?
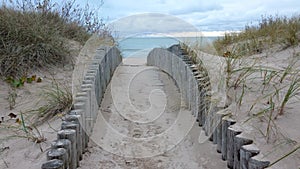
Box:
[102, 0, 223, 19]
[109, 13, 198, 37]
[101, 0, 300, 31]
[170, 2, 223, 15]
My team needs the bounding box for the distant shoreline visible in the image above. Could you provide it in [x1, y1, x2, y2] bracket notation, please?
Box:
[117, 36, 219, 57]
[114, 31, 241, 39]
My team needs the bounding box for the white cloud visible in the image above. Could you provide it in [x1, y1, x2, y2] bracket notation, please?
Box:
[90, 0, 300, 31]
[169, 1, 223, 15]
[110, 13, 198, 37]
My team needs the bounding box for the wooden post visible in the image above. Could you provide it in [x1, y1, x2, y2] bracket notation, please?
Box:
[240, 144, 260, 169]
[227, 125, 242, 169]
[69, 109, 87, 151]
[73, 102, 89, 148]
[61, 121, 80, 167]
[222, 117, 236, 160]
[46, 148, 68, 169]
[234, 135, 253, 169]
[248, 155, 270, 169]
[213, 129, 218, 144]
[216, 111, 229, 153]
[42, 159, 64, 169]
[51, 139, 71, 168]
[196, 75, 204, 126]
[81, 83, 93, 135]
[57, 129, 77, 169]
[65, 114, 84, 157]
[216, 121, 222, 153]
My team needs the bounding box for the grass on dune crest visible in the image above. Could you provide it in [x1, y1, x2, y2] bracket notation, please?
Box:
[0, 0, 107, 78]
[0, 0, 108, 131]
[214, 15, 300, 56]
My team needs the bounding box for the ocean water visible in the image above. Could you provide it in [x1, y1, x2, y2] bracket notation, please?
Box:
[117, 36, 219, 58]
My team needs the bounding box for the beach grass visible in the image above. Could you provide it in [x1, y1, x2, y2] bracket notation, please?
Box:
[32, 79, 73, 126]
[0, 0, 107, 129]
[213, 15, 300, 56]
[211, 15, 300, 165]
[0, 0, 106, 78]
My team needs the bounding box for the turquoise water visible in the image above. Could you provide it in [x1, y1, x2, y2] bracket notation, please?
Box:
[117, 36, 219, 57]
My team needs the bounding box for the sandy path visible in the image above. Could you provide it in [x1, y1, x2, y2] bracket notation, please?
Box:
[78, 57, 227, 169]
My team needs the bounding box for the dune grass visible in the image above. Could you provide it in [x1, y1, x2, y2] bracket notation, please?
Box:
[0, 0, 106, 129]
[0, 0, 106, 78]
[211, 15, 300, 164]
[32, 79, 73, 126]
[214, 15, 300, 56]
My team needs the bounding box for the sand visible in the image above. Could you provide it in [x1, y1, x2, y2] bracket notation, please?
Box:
[226, 45, 300, 169]
[0, 40, 80, 169]
[78, 57, 227, 169]
[0, 67, 71, 169]
[0, 44, 299, 169]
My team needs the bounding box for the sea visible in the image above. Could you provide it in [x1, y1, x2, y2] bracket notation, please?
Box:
[116, 36, 219, 58]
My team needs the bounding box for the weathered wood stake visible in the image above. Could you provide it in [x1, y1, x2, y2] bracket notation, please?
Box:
[57, 129, 77, 169]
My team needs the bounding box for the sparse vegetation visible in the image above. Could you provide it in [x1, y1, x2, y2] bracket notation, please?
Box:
[0, 78, 71, 144]
[174, 18, 300, 163]
[276, 71, 300, 118]
[188, 14, 300, 165]
[268, 144, 300, 167]
[0, 110, 47, 145]
[31, 79, 73, 126]
[220, 50, 300, 145]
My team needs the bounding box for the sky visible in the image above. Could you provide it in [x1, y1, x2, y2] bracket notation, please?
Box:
[2, 0, 300, 36]
[96, 0, 300, 32]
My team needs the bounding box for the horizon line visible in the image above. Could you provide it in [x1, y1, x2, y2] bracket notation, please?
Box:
[114, 31, 241, 38]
